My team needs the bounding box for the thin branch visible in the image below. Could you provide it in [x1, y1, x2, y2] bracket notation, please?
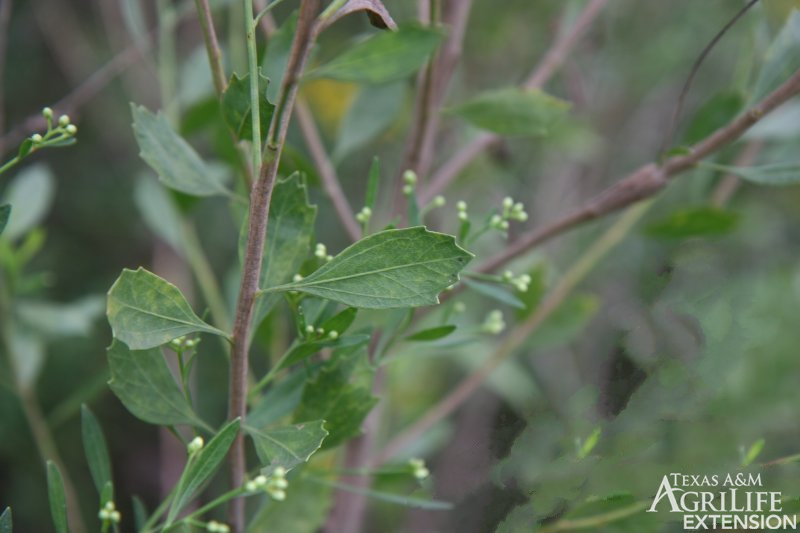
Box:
[374, 66, 800, 465]
[227, 1, 320, 530]
[420, 0, 607, 204]
[295, 100, 362, 240]
[194, 0, 228, 95]
[476, 68, 800, 276]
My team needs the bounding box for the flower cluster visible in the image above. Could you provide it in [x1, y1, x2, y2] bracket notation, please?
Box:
[98, 500, 121, 524]
[170, 336, 200, 351]
[489, 197, 528, 231]
[206, 520, 230, 532]
[304, 324, 338, 340]
[408, 458, 430, 480]
[402, 170, 417, 195]
[245, 467, 289, 501]
[481, 310, 506, 335]
[315, 243, 333, 262]
[30, 108, 78, 149]
[355, 206, 372, 224]
[502, 270, 533, 292]
[456, 201, 468, 221]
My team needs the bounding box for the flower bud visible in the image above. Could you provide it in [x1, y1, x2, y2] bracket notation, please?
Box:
[58, 114, 70, 127]
[66, 124, 77, 135]
[42, 107, 53, 119]
[31, 133, 43, 143]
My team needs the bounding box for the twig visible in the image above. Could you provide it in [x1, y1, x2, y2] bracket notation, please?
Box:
[372, 201, 652, 465]
[475, 68, 800, 277]
[194, 0, 228, 95]
[375, 67, 800, 465]
[256, 7, 361, 241]
[295, 100, 362, 240]
[227, 1, 320, 529]
[420, 0, 607, 204]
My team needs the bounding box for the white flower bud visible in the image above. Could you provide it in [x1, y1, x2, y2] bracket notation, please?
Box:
[187, 436, 204, 454]
[328, 330, 339, 339]
[66, 124, 77, 135]
[245, 481, 257, 492]
[433, 195, 446, 207]
[402, 184, 414, 195]
[458, 211, 468, 221]
[255, 475, 268, 487]
[305, 324, 315, 334]
[293, 273, 304, 282]
[316, 327, 325, 335]
[456, 201, 467, 211]
[490, 214, 503, 228]
[403, 170, 417, 185]
[31, 133, 43, 143]
[58, 114, 70, 127]
[500, 220, 510, 230]
[42, 107, 53, 119]
[110, 510, 121, 523]
[273, 466, 287, 477]
[503, 197, 514, 209]
[453, 301, 466, 313]
[314, 243, 327, 259]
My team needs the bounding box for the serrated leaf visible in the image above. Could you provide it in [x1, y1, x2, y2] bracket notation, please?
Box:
[0, 507, 10, 533]
[308, 24, 444, 83]
[247, 421, 328, 472]
[703, 161, 800, 186]
[131, 104, 230, 196]
[81, 405, 112, 496]
[167, 418, 240, 525]
[107, 267, 228, 349]
[294, 354, 377, 449]
[107, 340, 206, 428]
[46, 461, 68, 533]
[133, 175, 185, 256]
[751, 10, 800, 103]
[405, 325, 456, 342]
[221, 72, 275, 141]
[645, 207, 739, 239]
[0, 204, 9, 236]
[334, 82, 405, 160]
[272, 227, 472, 309]
[0, 163, 55, 240]
[448, 87, 571, 137]
[463, 279, 526, 309]
[243, 174, 317, 328]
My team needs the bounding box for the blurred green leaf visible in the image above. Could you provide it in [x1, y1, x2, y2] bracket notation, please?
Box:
[107, 340, 207, 428]
[167, 418, 240, 525]
[247, 475, 331, 533]
[46, 461, 68, 533]
[320, 307, 358, 336]
[684, 91, 743, 144]
[576, 427, 601, 460]
[557, 493, 652, 532]
[0, 163, 55, 241]
[134, 175, 186, 256]
[0, 204, 9, 236]
[132, 496, 148, 531]
[81, 405, 113, 496]
[7, 329, 44, 391]
[334, 82, 406, 160]
[645, 207, 739, 239]
[222, 72, 275, 141]
[309, 24, 444, 83]
[745, 100, 800, 139]
[131, 104, 230, 197]
[16, 296, 104, 339]
[99, 482, 113, 507]
[294, 351, 377, 449]
[528, 294, 599, 351]
[247, 420, 328, 472]
[751, 9, 800, 103]
[107, 267, 228, 349]
[17, 138, 32, 159]
[463, 279, 526, 309]
[0, 507, 10, 533]
[279, 334, 370, 370]
[405, 325, 456, 342]
[701, 161, 800, 186]
[448, 87, 571, 137]
[312, 478, 453, 510]
[263, 12, 296, 102]
[247, 366, 318, 428]
[246, 174, 318, 328]
[275, 227, 472, 309]
[741, 438, 765, 467]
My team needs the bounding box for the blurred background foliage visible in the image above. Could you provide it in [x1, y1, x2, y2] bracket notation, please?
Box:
[2, 0, 800, 531]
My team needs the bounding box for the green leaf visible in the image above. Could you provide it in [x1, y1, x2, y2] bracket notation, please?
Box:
[133, 174, 186, 256]
[644, 207, 739, 239]
[106, 340, 206, 428]
[247, 420, 328, 472]
[334, 82, 406, 160]
[221, 72, 275, 141]
[320, 307, 358, 336]
[0, 507, 12, 533]
[167, 418, 240, 525]
[272, 227, 472, 309]
[16, 296, 104, 339]
[308, 24, 444, 83]
[751, 10, 800, 103]
[279, 334, 370, 370]
[81, 405, 113, 495]
[17, 138, 33, 159]
[247, 365, 317, 428]
[742, 438, 766, 467]
[311, 478, 453, 510]
[405, 325, 456, 342]
[559, 493, 652, 532]
[527, 294, 598, 351]
[701, 161, 800, 186]
[245, 174, 318, 327]
[463, 279, 526, 309]
[247, 475, 331, 533]
[46, 461, 68, 533]
[131, 104, 230, 196]
[0, 163, 55, 241]
[107, 267, 228, 349]
[0, 204, 9, 236]
[448, 87, 571, 137]
[576, 427, 602, 459]
[684, 91, 744, 144]
[6, 328, 44, 391]
[132, 496, 148, 532]
[294, 354, 377, 449]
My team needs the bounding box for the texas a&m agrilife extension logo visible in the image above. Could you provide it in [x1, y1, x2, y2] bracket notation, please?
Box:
[647, 472, 795, 530]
